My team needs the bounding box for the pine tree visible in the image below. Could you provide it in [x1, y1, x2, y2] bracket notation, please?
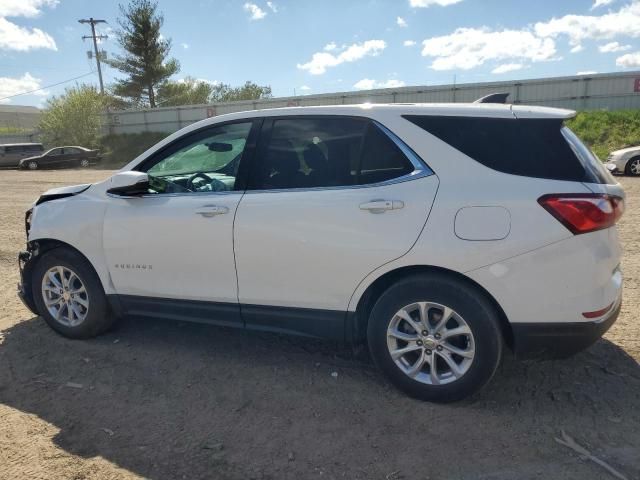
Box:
[107, 0, 179, 108]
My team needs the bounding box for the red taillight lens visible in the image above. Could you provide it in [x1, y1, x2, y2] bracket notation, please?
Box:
[538, 194, 624, 235]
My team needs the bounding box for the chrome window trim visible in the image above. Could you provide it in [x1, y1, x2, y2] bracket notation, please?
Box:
[242, 169, 432, 195]
[107, 189, 242, 200]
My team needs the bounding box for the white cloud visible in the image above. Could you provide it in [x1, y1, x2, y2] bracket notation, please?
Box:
[0, 17, 56, 51]
[591, 0, 615, 10]
[534, 3, 640, 46]
[404, 40, 417, 47]
[243, 2, 266, 20]
[570, 44, 584, 53]
[0, 72, 45, 103]
[491, 63, 525, 74]
[599, 41, 630, 52]
[297, 40, 386, 75]
[181, 42, 189, 49]
[353, 78, 406, 90]
[299, 85, 311, 91]
[616, 51, 640, 68]
[0, 0, 57, 51]
[397, 16, 408, 28]
[409, 0, 463, 7]
[577, 70, 598, 75]
[324, 42, 337, 51]
[0, 0, 58, 18]
[421, 27, 556, 71]
[266, 1, 277, 12]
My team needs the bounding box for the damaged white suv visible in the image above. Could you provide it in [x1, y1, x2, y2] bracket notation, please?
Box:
[18, 103, 624, 402]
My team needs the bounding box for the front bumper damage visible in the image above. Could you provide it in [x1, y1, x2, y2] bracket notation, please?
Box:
[17, 245, 39, 315]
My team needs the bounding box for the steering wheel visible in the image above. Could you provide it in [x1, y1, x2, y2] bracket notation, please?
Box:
[186, 172, 213, 191]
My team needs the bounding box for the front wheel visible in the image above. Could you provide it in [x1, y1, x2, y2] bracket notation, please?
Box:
[367, 274, 503, 402]
[27, 161, 38, 170]
[625, 157, 640, 176]
[32, 248, 115, 339]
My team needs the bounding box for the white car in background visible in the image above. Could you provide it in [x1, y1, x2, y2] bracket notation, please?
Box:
[17, 103, 625, 402]
[605, 146, 640, 176]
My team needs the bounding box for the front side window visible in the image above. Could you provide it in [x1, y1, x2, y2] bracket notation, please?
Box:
[142, 122, 253, 194]
[248, 117, 415, 190]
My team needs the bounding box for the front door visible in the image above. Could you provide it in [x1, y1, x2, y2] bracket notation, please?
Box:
[233, 116, 438, 335]
[103, 120, 259, 325]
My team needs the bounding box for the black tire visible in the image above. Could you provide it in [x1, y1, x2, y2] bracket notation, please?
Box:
[79, 159, 90, 168]
[32, 248, 114, 339]
[27, 161, 38, 170]
[625, 156, 640, 176]
[367, 273, 503, 403]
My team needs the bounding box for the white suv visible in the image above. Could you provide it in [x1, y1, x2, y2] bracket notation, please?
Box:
[17, 104, 624, 402]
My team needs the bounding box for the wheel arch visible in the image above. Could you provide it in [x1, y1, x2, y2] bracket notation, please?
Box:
[26, 238, 108, 291]
[624, 155, 640, 175]
[349, 265, 513, 349]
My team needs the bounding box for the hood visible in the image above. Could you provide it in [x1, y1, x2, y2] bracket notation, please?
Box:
[611, 146, 640, 156]
[35, 183, 92, 206]
[19, 154, 43, 164]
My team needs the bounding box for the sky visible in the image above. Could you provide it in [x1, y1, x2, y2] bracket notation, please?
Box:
[1, 0, 640, 107]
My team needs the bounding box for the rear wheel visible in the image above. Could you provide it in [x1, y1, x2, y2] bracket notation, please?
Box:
[79, 159, 90, 168]
[625, 157, 640, 176]
[367, 274, 503, 402]
[32, 248, 114, 339]
[27, 161, 38, 170]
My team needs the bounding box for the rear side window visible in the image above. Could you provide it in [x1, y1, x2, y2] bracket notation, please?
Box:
[248, 117, 415, 190]
[404, 115, 607, 183]
[5, 144, 42, 154]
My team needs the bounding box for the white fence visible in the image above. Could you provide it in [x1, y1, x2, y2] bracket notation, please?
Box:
[104, 70, 640, 135]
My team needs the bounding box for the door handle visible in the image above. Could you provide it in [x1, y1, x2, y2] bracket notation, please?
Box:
[195, 205, 229, 217]
[359, 200, 404, 213]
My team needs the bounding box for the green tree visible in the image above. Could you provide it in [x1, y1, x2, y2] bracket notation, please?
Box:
[210, 81, 272, 103]
[157, 77, 214, 106]
[106, 0, 179, 108]
[38, 85, 107, 148]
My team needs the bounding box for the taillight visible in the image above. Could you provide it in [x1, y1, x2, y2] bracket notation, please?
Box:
[538, 193, 624, 235]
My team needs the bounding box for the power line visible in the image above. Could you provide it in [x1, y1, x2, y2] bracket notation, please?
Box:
[0, 71, 96, 102]
[79, 18, 108, 94]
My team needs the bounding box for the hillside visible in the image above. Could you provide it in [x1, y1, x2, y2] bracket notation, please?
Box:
[567, 110, 640, 160]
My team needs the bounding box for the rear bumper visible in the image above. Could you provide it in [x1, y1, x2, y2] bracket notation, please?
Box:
[511, 296, 621, 359]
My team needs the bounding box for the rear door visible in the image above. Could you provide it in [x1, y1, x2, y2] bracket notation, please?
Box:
[233, 115, 438, 331]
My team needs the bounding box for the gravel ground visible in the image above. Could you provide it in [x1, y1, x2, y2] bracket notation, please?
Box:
[0, 169, 638, 480]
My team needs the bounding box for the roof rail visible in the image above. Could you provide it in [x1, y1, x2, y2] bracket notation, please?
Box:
[473, 92, 510, 104]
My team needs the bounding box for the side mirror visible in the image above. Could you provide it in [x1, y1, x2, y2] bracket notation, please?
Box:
[107, 171, 150, 197]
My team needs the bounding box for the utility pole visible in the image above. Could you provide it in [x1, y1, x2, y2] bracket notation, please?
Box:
[78, 18, 108, 94]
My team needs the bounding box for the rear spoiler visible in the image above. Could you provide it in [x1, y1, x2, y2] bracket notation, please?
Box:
[474, 93, 510, 104]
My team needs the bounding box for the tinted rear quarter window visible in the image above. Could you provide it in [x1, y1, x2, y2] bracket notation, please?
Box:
[404, 115, 606, 183]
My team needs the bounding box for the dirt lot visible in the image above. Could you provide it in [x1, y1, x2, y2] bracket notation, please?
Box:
[0, 169, 638, 480]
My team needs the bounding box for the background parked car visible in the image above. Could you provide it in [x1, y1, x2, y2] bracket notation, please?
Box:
[0, 143, 44, 168]
[18, 146, 101, 170]
[605, 146, 640, 176]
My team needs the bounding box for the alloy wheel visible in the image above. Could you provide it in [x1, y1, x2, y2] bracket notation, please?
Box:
[386, 302, 475, 385]
[41, 266, 90, 326]
[28, 161, 38, 170]
[630, 159, 640, 176]
[80, 159, 90, 167]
